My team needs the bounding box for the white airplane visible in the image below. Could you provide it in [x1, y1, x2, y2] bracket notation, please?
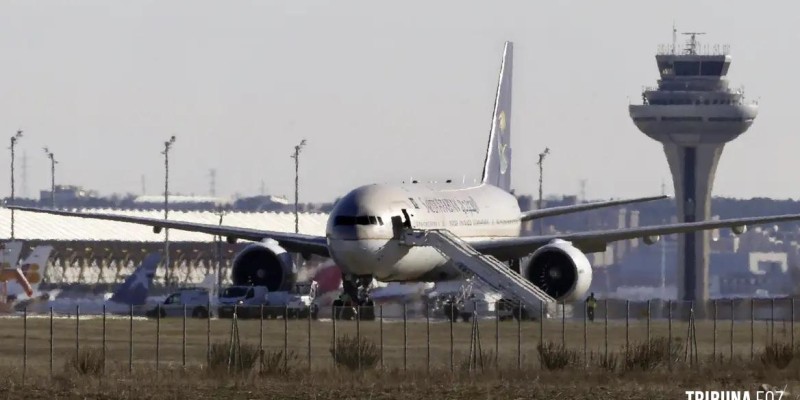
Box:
[11, 41, 800, 310]
[7, 245, 56, 302]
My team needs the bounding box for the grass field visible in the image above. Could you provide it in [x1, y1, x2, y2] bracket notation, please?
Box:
[1, 313, 800, 399]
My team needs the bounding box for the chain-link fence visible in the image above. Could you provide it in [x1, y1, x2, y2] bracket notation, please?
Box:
[3, 298, 799, 383]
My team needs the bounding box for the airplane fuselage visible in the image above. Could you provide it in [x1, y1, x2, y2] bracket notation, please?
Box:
[326, 183, 521, 282]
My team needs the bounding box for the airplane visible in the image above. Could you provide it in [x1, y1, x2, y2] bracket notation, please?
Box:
[6, 245, 56, 303]
[25, 253, 161, 315]
[12, 41, 800, 312]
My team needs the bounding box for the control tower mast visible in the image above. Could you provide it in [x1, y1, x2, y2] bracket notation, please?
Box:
[629, 31, 758, 303]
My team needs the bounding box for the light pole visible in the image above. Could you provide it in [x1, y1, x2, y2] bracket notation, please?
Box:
[290, 139, 307, 234]
[537, 147, 550, 235]
[43, 147, 57, 209]
[214, 204, 228, 293]
[9, 130, 23, 239]
[162, 135, 176, 286]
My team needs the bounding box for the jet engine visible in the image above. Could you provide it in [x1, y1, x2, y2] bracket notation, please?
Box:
[230, 239, 297, 291]
[523, 239, 592, 302]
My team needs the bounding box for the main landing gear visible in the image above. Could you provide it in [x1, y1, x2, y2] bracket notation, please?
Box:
[332, 274, 376, 320]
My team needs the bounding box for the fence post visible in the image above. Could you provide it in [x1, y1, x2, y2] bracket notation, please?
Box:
[76, 305, 80, 361]
[129, 304, 133, 374]
[380, 305, 384, 371]
[517, 304, 522, 371]
[449, 303, 454, 373]
[182, 304, 187, 368]
[540, 300, 545, 369]
[583, 299, 587, 368]
[403, 303, 408, 373]
[307, 303, 312, 372]
[625, 300, 629, 360]
[156, 304, 160, 372]
[750, 298, 754, 361]
[427, 301, 432, 373]
[646, 299, 651, 346]
[356, 305, 361, 372]
[667, 300, 672, 370]
[207, 298, 211, 367]
[730, 299, 734, 363]
[102, 304, 107, 376]
[259, 304, 264, 374]
[332, 304, 337, 369]
[494, 301, 499, 369]
[713, 299, 717, 362]
[23, 307, 26, 386]
[771, 298, 775, 345]
[284, 305, 288, 372]
[49, 307, 54, 378]
[789, 297, 794, 348]
[604, 299, 608, 363]
[561, 300, 565, 346]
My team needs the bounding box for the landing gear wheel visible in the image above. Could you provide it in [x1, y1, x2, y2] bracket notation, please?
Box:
[358, 300, 375, 321]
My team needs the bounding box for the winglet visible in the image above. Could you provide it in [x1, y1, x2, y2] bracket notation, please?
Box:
[519, 195, 668, 222]
[481, 41, 513, 192]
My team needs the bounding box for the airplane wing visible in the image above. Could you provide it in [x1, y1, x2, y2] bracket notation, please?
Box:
[8, 206, 330, 257]
[519, 195, 668, 221]
[472, 213, 800, 261]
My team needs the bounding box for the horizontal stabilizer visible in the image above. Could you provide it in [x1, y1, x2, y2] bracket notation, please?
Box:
[519, 195, 668, 222]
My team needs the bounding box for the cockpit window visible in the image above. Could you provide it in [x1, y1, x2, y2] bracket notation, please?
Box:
[334, 215, 383, 226]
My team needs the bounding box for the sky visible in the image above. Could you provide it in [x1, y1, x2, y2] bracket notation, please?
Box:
[0, 1, 797, 203]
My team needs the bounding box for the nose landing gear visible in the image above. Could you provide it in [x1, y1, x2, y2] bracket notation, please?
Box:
[332, 274, 376, 320]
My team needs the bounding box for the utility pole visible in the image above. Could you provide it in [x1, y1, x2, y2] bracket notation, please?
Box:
[290, 139, 307, 234]
[42, 147, 57, 209]
[579, 179, 587, 203]
[537, 147, 550, 234]
[209, 169, 217, 197]
[214, 205, 228, 293]
[22, 151, 28, 199]
[162, 135, 176, 286]
[9, 130, 22, 239]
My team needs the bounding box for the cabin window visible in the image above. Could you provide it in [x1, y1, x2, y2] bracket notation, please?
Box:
[334, 215, 382, 226]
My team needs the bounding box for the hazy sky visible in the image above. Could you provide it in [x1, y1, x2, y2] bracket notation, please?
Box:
[0, 1, 797, 203]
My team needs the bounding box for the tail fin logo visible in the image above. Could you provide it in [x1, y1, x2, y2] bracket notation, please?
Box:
[21, 264, 41, 284]
[497, 110, 509, 174]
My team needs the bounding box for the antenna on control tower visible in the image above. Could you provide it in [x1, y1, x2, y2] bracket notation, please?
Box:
[682, 32, 706, 55]
[672, 23, 677, 55]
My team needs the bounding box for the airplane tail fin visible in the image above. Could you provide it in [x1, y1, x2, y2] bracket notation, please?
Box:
[109, 253, 161, 306]
[20, 245, 53, 293]
[0, 241, 24, 269]
[481, 41, 513, 192]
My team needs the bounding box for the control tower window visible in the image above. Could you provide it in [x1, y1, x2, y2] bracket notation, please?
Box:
[700, 61, 725, 76]
[674, 61, 700, 76]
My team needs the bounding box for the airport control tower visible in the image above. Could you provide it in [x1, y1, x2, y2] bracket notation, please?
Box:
[629, 32, 758, 302]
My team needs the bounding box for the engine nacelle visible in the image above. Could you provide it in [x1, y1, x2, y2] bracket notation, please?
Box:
[231, 239, 297, 291]
[523, 239, 593, 302]
[643, 235, 660, 245]
[731, 225, 747, 235]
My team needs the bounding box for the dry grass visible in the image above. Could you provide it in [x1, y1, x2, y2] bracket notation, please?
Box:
[3, 315, 800, 398]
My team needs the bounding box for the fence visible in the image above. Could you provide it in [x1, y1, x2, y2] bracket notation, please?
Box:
[3, 298, 799, 381]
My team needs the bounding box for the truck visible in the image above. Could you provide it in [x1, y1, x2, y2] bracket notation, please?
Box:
[217, 281, 319, 320]
[146, 287, 215, 319]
